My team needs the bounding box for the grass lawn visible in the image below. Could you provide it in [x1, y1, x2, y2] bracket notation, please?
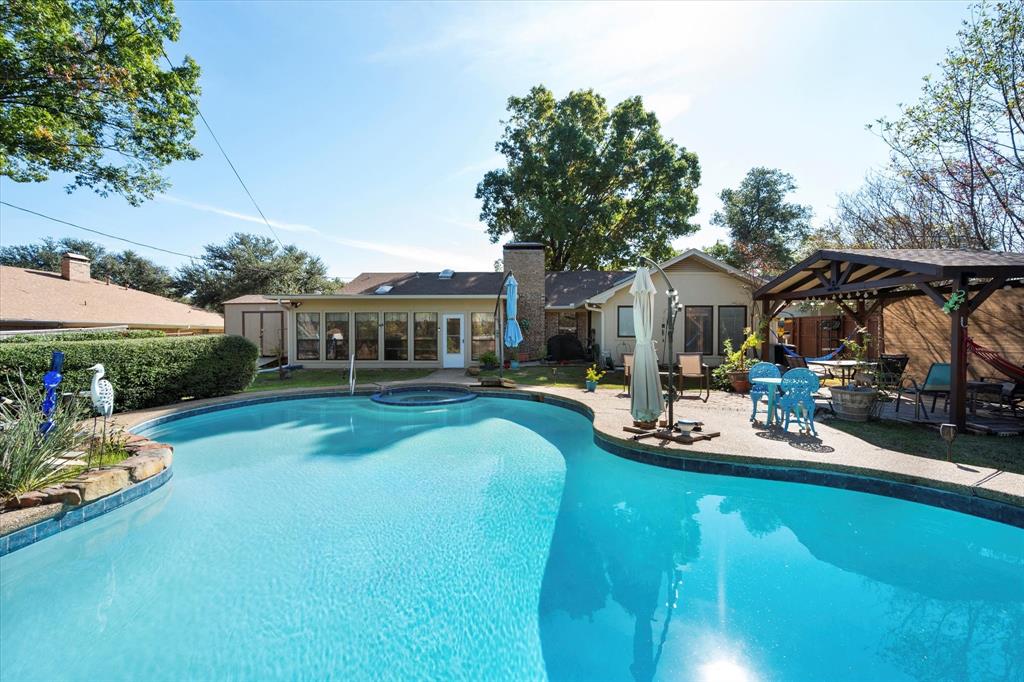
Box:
[246, 368, 434, 393]
[479, 365, 627, 390]
[828, 418, 1024, 475]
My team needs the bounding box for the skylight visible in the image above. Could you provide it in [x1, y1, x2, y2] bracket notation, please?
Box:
[438, 269, 454, 280]
[375, 285, 393, 294]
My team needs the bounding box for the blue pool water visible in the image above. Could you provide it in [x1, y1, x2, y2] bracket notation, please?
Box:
[1, 397, 1022, 681]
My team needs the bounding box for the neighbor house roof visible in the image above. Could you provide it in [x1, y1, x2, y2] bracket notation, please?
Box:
[0, 266, 224, 330]
[545, 271, 633, 308]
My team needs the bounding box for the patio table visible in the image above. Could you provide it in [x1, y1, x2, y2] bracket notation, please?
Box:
[806, 359, 876, 384]
[751, 376, 783, 426]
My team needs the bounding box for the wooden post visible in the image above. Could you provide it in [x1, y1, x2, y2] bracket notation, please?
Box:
[949, 274, 968, 429]
[760, 299, 771, 360]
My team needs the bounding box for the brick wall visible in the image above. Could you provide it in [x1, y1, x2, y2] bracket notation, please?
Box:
[503, 243, 546, 359]
[882, 288, 1024, 382]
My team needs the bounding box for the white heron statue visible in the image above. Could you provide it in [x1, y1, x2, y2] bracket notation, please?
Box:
[87, 364, 115, 417]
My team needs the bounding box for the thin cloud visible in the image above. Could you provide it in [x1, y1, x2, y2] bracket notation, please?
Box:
[160, 194, 484, 271]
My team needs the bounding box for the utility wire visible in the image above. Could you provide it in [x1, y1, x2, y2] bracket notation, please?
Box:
[158, 47, 287, 251]
[0, 201, 200, 260]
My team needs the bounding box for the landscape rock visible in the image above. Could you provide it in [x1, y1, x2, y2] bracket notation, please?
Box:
[66, 468, 129, 502]
[0, 503, 63, 536]
[113, 455, 164, 482]
[8, 491, 46, 509]
[128, 442, 173, 468]
[466, 367, 480, 376]
[40, 486, 83, 506]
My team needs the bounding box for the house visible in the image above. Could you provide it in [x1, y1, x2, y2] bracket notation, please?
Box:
[0, 253, 224, 335]
[224, 243, 759, 369]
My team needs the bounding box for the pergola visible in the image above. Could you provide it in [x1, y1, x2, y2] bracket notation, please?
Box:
[753, 249, 1024, 429]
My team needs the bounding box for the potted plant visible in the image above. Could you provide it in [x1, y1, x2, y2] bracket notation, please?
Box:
[712, 330, 761, 393]
[480, 351, 499, 371]
[584, 364, 606, 392]
[830, 331, 877, 421]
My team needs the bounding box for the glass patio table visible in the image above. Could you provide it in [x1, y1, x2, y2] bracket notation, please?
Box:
[806, 359, 876, 384]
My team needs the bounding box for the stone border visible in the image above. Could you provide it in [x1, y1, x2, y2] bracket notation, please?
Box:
[123, 388, 1024, 529]
[0, 466, 172, 557]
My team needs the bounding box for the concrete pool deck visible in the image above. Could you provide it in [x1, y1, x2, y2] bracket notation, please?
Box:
[111, 371, 1023, 516]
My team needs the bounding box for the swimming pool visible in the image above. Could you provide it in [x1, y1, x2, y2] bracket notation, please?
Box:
[1, 396, 1021, 681]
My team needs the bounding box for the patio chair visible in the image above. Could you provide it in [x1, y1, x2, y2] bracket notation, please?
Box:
[748, 361, 781, 423]
[779, 368, 821, 436]
[676, 352, 710, 402]
[622, 353, 634, 395]
[874, 354, 909, 395]
[896, 362, 950, 419]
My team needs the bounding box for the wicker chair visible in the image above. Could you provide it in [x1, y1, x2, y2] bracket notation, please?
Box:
[676, 352, 710, 402]
[622, 353, 634, 395]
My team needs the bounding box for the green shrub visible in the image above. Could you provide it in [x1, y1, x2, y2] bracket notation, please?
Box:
[0, 335, 258, 411]
[0, 329, 165, 344]
[0, 375, 88, 500]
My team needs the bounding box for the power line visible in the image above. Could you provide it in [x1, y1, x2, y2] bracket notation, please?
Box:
[159, 47, 286, 251]
[0, 201, 200, 260]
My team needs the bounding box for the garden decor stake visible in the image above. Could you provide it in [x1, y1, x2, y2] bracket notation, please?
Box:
[87, 364, 115, 461]
[39, 351, 65, 436]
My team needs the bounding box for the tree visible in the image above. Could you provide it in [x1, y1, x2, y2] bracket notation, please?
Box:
[0, 0, 202, 205]
[710, 167, 813, 276]
[476, 86, 701, 271]
[174, 233, 340, 311]
[0, 236, 175, 296]
[842, 0, 1023, 251]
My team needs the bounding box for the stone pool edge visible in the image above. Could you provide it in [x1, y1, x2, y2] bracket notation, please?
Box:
[0, 465, 173, 557]
[115, 386, 1024, 529]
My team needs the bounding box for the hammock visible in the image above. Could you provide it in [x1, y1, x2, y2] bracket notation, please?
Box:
[966, 337, 1024, 383]
[781, 339, 850, 363]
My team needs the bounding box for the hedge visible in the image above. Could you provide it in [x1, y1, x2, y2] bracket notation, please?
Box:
[0, 329, 165, 344]
[0, 335, 258, 411]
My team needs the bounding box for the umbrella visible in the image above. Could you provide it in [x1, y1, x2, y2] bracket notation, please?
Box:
[504, 274, 524, 349]
[630, 267, 665, 423]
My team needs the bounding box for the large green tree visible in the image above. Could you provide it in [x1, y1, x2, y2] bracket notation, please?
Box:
[174, 233, 340, 311]
[476, 86, 701, 270]
[0, 236, 175, 296]
[0, 0, 201, 204]
[709, 167, 813, 276]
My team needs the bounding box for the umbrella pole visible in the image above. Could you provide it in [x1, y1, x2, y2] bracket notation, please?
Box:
[641, 256, 680, 437]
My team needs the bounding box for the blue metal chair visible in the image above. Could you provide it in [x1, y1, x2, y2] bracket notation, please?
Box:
[748, 361, 781, 423]
[779, 368, 821, 436]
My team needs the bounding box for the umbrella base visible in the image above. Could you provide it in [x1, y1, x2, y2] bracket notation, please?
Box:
[623, 424, 721, 444]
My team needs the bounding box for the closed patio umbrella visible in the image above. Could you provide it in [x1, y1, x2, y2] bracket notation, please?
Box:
[504, 274, 523, 349]
[630, 267, 664, 423]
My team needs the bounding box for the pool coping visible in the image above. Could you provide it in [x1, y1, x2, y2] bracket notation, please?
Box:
[113, 385, 1024, 529]
[0, 465, 173, 557]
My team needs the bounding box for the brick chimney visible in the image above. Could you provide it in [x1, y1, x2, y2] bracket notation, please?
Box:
[503, 242, 546, 359]
[61, 253, 91, 282]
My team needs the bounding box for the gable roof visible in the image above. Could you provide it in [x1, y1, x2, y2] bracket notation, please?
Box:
[288, 271, 507, 298]
[584, 249, 761, 304]
[0, 266, 224, 330]
[223, 294, 283, 305]
[545, 271, 633, 308]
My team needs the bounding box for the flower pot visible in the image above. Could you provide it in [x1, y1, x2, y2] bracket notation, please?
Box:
[728, 370, 751, 393]
[510, 360, 520, 369]
[832, 386, 877, 422]
[585, 380, 597, 392]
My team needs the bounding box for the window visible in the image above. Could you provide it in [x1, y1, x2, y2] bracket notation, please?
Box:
[718, 306, 747, 355]
[557, 312, 577, 336]
[414, 313, 438, 361]
[295, 312, 321, 360]
[325, 313, 349, 360]
[470, 312, 495, 360]
[684, 306, 714, 355]
[617, 306, 635, 338]
[384, 313, 409, 361]
[354, 312, 379, 360]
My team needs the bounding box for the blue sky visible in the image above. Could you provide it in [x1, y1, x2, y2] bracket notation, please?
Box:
[1, 1, 969, 279]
